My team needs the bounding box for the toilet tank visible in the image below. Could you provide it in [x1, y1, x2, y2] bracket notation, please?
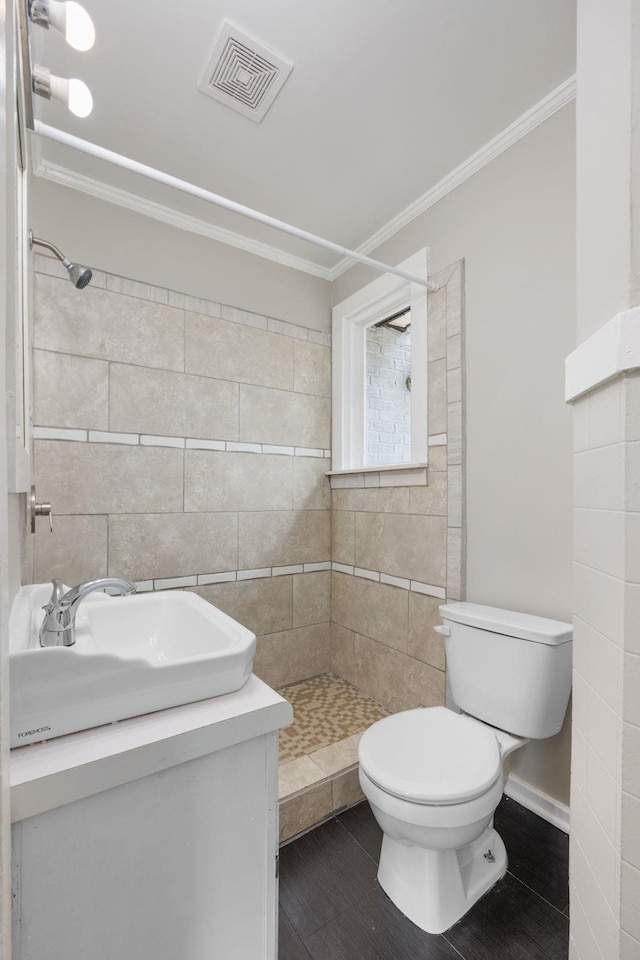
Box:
[439, 603, 572, 739]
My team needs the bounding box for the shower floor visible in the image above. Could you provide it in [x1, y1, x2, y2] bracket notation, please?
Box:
[277, 674, 389, 843]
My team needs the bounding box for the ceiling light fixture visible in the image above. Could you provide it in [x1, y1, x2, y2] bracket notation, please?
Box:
[32, 63, 93, 117]
[28, 0, 95, 51]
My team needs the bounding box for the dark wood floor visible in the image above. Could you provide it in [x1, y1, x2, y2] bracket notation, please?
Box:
[279, 796, 569, 960]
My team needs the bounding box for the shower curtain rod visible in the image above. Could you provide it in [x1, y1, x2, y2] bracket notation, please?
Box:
[33, 121, 437, 290]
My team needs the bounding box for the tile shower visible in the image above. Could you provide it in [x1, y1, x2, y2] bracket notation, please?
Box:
[30, 254, 465, 841]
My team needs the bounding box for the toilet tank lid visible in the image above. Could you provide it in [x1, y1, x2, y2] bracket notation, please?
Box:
[439, 603, 572, 645]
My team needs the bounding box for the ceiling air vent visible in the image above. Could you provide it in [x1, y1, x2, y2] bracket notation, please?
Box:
[198, 21, 293, 123]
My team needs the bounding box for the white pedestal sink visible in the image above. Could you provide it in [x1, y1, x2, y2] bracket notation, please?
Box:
[9, 583, 257, 747]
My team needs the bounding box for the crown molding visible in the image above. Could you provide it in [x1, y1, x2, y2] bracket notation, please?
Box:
[31, 74, 575, 284]
[31, 155, 335, 281]
[328, 75, 577, 280]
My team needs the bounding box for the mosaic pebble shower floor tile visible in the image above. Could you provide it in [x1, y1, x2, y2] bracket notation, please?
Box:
[276, 674, 390, 842]
[277, 674, 389, 765]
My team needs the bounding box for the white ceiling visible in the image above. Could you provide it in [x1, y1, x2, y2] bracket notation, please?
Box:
[30, 0, 576, 273]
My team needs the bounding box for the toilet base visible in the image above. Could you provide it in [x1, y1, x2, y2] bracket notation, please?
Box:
[377, 825, 507, 934]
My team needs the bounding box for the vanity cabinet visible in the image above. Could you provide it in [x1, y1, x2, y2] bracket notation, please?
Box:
[11, 676, 292, 960]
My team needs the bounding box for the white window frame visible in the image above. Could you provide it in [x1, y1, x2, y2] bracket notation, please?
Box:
[331, 250, 428, 472]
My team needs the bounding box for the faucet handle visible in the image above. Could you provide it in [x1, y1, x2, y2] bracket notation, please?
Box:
[43, 579, 65, 613]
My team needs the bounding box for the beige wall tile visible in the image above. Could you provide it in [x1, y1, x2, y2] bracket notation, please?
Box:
[310, 732, 362, 776]
[446, 464, 462, 526]
[331, 487, 411, 514]
[355, 512, 447, 585]
[34, 514, 108, 585]
[408, 592, 446, 670]
[35, 440, 184, 514]
[447, 367, 462, 404]
[34, 273, 184, 371]
[428, 446, 447, 471]
[279, 782, 332, 842]
[193, 576, 292, 637]
[332, 768, 364, 811]
[239, 384, 330, 448]
[293, 340, 331, 397]
[331, 622, 356, 684]
[332, 511, 355, 564]
[408, 472, 447, 516]
[105, 275, 168, 304]
[354, 633, 445, 713]
[447, 401, 462, 465]
[109, 512, 238, 581]
[427, 288, 447, 361]
[447, 334, 461, 372]
[293, 457, 330, 511]
[278, 757, 326, 800]
[447, 527, 463, 599]
[428, 358, 447, 435]
[445, 264, 463, 338]
[34, 350, 108, 429]
[184, 450, 292, 512]
[109, 363, 239, 440]
[185, 313, 294, 389]
[238, 510, 330, 569]
[293, 571, 331, 627]
[253, 622, 331, 689]
[332, 572, 408, 652]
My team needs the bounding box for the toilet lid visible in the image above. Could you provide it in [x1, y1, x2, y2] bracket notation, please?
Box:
[359, 707, 502, 805]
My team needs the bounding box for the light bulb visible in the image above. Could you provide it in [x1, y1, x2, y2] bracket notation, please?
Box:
[63, 1, 95, 51]
[33, 0, 95, 52]
[46, 70, 93, 117]
[67, 78, 93, 117]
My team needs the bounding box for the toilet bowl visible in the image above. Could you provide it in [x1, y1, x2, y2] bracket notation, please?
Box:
[359, 706, 524, 933]
[358, 602, 573, 934]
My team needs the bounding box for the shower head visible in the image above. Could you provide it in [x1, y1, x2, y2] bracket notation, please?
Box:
[29, 230, 93, 289]
[66, 261, 93, 289]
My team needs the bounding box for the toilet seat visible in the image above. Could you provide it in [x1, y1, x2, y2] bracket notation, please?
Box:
[359, 706, 502, 805]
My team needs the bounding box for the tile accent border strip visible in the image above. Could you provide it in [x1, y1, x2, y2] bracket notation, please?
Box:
[132, 559, 445, 599]
[331, 562, 446, 600]
[33, 426, 331, 459]
[135, 561, 332, 592]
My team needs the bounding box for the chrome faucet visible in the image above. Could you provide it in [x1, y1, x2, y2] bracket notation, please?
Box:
[39, 577, 137, 647]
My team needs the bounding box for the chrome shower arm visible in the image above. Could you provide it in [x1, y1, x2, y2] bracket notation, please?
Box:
[29, 231, 67, 264]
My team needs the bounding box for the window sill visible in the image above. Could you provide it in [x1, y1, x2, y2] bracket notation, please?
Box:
[326, 463, 428, 489]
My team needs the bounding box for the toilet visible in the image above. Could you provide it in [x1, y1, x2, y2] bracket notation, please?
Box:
[358, 602, 572, 934]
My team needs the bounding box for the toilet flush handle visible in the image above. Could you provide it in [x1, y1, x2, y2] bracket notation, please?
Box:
[433, 625, 450, 637]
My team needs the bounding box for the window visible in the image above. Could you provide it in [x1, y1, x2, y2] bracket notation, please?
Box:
[331, 250, 428, 472]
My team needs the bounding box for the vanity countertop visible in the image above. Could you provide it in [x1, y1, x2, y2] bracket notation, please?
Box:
[11, 674, 292, 822]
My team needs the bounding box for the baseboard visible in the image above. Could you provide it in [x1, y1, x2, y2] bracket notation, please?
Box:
[504, 773, 570, 834]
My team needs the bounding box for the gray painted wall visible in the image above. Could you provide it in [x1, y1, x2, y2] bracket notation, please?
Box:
[30, 178, 332, 333]
[334, 105, 576, 805]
